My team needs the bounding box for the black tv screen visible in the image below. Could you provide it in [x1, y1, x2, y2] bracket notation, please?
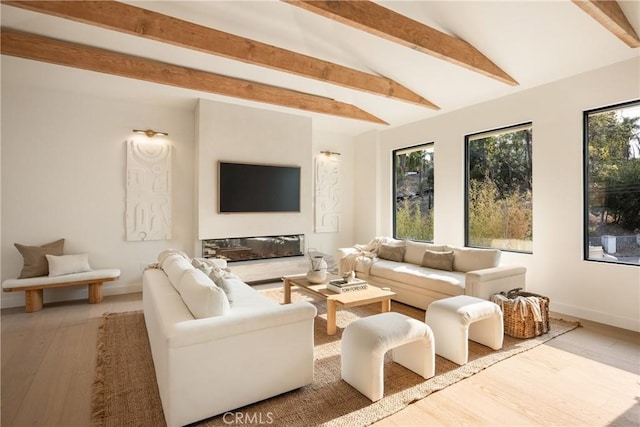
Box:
[218, 162, 301, 213]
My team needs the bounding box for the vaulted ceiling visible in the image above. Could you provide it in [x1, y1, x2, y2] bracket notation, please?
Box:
[1, 1, 639, 135]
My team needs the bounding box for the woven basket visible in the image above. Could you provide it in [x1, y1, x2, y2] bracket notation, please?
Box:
[491, 288, 550, 339]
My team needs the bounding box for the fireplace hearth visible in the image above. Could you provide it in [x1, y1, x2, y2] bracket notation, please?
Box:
[202, 234, 305, 262]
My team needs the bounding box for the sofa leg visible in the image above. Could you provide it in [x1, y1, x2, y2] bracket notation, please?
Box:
[25, 289, 43, 312]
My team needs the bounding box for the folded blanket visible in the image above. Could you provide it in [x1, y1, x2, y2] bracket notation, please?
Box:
[341, 237, 388, 273]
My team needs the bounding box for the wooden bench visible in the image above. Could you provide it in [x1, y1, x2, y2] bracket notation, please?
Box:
[2, 269, 120, 312]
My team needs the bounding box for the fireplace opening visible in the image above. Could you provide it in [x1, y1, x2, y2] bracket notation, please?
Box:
[202, 234, 305, 262]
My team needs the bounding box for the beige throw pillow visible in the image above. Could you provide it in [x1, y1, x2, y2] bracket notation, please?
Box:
[377, 244, 405, 262]
[446, 246, 501, 272]
[421, 249, 454, 271]
[14, 238, 65, 279]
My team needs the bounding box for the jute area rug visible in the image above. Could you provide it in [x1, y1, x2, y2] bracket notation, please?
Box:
[90, 288, 578, 427]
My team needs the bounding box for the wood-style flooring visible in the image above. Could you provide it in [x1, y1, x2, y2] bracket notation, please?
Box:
[1, 290, 638, 426]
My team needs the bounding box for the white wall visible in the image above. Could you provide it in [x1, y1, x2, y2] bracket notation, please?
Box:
[4, 57, 635, 329]
[0, 88, 358, 309]
[1, 84, 196, 308]
[353, 130, 382, 244]
[355, 58, 640, 331]
[196, 100, 312, 244]
[311, 130, 357, 261]
[195, 99, 356, 258]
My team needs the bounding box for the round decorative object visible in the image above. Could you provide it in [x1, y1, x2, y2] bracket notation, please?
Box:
[310, 256, 328, 271]
[307, 255, 328, 283]
[307, 269, 328, 284]
[342, 271, 355, 282]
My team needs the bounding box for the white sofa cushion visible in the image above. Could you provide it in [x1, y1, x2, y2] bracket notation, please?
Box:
[404, 241, 447, 265]
[178, 269, 230, 318]
[45, 253, 92, 276]
[446, 246, 501, 272]
[162, 254, 195, 291]
[369, 259, 465, 296]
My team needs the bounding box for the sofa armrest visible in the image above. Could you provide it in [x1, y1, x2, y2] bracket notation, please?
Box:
[337, 247, 359, 259]
[336, 247, 359, 274]
[167, 301, 317, 348]
[465, 265, 526, 300]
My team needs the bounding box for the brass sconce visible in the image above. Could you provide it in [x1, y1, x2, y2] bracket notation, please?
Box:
[133, 129, 169, 137]
[320, 151, 341, 157]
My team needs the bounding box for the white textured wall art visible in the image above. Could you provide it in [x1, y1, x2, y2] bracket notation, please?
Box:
[126, 139, 172, 241]
[315, 155, 341, 233]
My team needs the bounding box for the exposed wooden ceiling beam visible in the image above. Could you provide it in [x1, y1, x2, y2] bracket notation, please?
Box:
[0, 29, 387, 124]
[284, 0, 519, 86]
[572, 0, 640, 48]
[3, 0, 438, 110]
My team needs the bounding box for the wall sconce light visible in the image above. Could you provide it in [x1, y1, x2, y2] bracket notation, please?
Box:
[133, 129, 169, 138]
[320, 151, 341, 157]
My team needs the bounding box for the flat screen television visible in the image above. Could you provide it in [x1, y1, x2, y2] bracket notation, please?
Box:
[218, 161, 301, 213]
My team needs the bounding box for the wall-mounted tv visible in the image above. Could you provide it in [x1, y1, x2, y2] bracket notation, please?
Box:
[218, 161, 301, 213]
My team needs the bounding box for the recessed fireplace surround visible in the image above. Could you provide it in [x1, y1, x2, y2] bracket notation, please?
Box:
[202, 234, 305, 262]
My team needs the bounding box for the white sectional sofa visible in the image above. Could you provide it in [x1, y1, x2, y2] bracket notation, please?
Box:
[143, 251, 317, 427]
[338, 238, 526, 310]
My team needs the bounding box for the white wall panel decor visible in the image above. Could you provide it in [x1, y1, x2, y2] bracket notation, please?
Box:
[314, 155, 341, 233]
[126, 139, 172, 241]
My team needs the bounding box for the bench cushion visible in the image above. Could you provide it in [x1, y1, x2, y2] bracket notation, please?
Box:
[3, 269, 120, 291]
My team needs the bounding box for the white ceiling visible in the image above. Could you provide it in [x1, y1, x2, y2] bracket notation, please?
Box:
[2, 1, 639, 136]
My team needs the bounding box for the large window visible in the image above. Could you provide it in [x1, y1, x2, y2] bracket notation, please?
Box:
[465, 123, 533, 252]
[393, 143, 434, 241]
[584, 100, 640, 265]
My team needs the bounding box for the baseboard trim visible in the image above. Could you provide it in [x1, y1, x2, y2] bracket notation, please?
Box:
[551, 301, 639, 332]
[0, 281, 141, 309]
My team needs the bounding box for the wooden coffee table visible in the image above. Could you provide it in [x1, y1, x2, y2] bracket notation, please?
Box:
[282, 274, 397, 335]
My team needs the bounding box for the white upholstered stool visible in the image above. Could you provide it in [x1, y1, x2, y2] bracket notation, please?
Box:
[341, 312, 435, 402]
[425, 295, 503, 365]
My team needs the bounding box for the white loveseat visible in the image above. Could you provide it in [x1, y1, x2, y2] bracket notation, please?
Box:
[143, 251, 317, 427]
[338, 238, 526, 310]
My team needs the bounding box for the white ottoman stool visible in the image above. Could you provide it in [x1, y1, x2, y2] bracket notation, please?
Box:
[426, 295, 503, 365]
[341, 312, 435, 402]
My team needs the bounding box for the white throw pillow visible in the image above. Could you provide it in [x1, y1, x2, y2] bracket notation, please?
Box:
[403, 241, 447, 265]
[215, 276, 243, 303]
[157, 249, 190, 268]
[162, 254, 195, 292]
[178, 269, 230, 318]
[191, 257, 213, 276]
[46, 253, 92, 277]
[192, 257, 238, 282]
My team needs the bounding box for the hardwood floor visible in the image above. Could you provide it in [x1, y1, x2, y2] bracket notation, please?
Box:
[1, 291, 638, 427]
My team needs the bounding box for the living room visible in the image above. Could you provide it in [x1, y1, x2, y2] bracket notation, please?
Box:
[3, 55, 639, 331]
[1, 1, 639, 426]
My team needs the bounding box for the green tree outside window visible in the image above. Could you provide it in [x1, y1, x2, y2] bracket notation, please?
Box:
[466, 124, 533, 252]
[393, 144, 434, 241]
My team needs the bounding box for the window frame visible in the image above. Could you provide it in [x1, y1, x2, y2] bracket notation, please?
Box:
[464, 122, 533, 253]
[392, 142, 435, 242]
[583, 99, 640, 266]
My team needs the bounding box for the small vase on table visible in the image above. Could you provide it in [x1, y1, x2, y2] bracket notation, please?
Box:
[307, 255, 328, 284]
